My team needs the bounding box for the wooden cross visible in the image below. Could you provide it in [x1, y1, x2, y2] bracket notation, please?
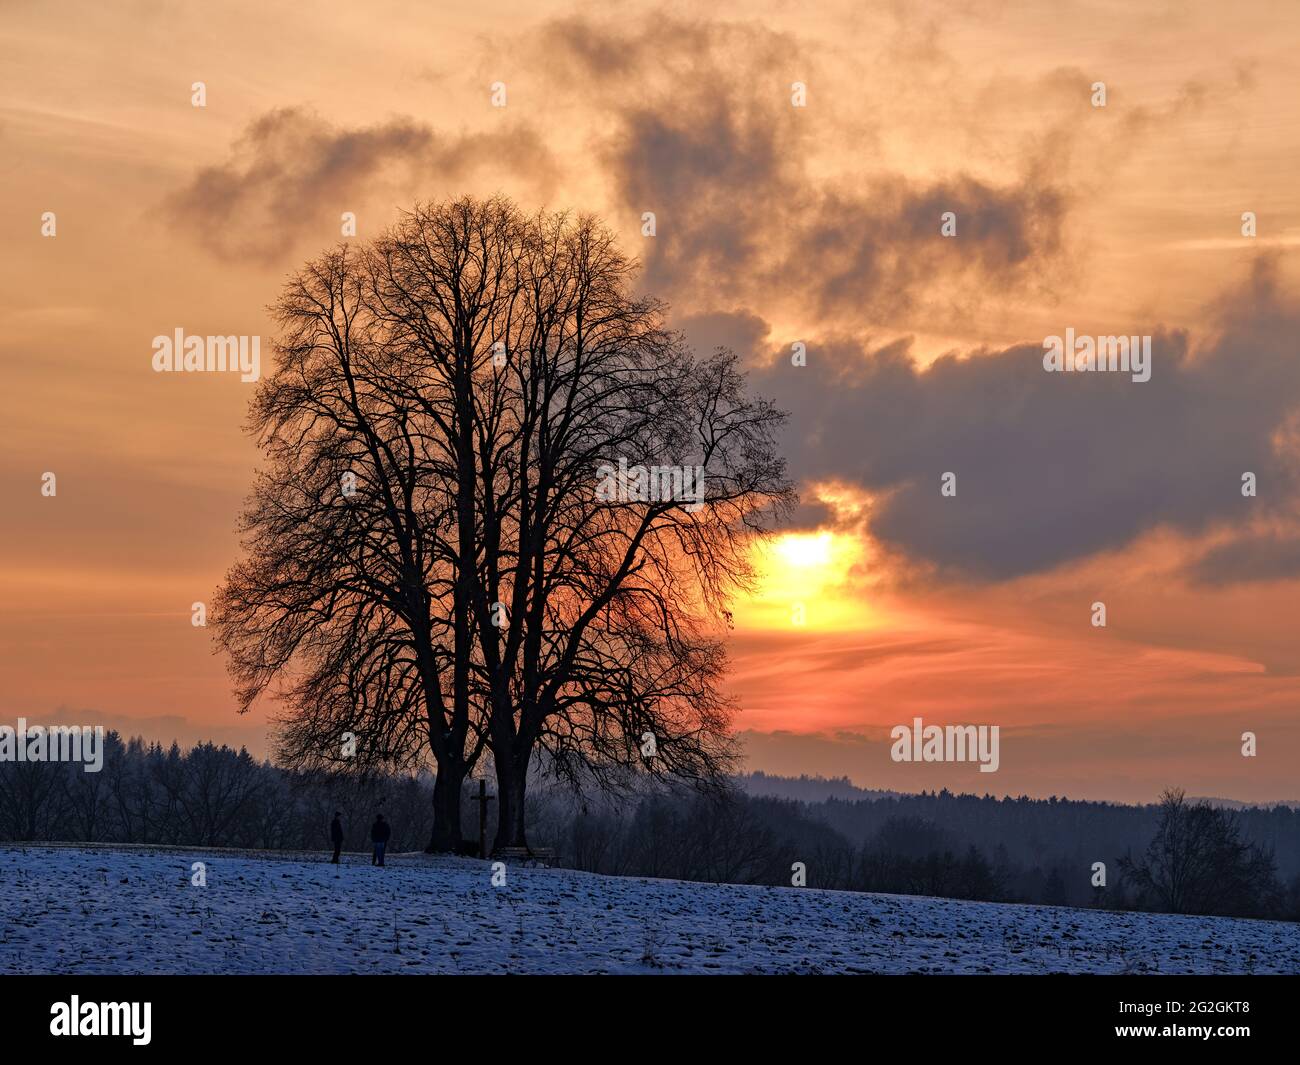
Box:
[471, 777, 495, 858]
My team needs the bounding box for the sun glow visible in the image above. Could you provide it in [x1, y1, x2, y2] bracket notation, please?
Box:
[735, 529, 876, 632]
[774, 532, 833, 569]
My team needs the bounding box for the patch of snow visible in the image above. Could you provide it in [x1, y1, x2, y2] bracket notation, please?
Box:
[0, 844, 1293, 974]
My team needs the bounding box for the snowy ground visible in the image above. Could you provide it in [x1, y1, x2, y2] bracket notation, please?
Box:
[1, 844, 1295, 974]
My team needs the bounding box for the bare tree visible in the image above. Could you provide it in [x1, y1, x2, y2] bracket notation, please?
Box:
[214, 200, 522, 848]
[460, 210, 794, 848]
[215, 196, 793, 851]
[1119, 788, 1281, 916]
[176, 744, 265, 846]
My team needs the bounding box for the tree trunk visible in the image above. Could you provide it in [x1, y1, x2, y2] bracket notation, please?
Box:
[492, 752, 529, 852]
[425, 766, 465, 852]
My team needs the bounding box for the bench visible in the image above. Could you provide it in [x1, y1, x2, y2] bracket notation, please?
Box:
[493, 846, 559, 867]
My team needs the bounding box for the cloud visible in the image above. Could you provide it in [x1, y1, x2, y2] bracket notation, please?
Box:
[620, 109, 1068, 324]
[746, 259, 1300, 581]
[161, 18, 1300, 591]
[1187, 531, 1300, 586]
[674, 309, 770, 360]
[537, 13, 1072, 331]
[167, 107, 557, 262]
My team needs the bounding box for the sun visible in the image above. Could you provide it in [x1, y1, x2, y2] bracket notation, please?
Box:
[774, 532, 833, 569]
[734, 529, 876, 632]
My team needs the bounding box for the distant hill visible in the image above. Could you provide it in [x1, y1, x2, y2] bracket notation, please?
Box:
[735, 771, 1300, 812]
[1190, 796, 1300, 811]
[735, 770, 902, 803]
[729, 772, 1300, 890]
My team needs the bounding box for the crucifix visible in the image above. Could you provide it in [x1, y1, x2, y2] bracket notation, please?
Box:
[471, 777, 495, 859]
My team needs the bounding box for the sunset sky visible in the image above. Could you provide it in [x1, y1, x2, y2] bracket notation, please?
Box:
[4, 0, 1300, 803]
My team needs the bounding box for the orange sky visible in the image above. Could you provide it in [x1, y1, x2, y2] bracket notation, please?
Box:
[3, 0, 1300, 802]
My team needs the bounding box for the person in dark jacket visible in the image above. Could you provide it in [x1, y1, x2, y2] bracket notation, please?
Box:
[370, 813, 391, 866]
[330, 811, 344, 864]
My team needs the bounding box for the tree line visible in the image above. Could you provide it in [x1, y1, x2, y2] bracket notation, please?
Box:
[2, 736, 1293, 922]
[0, 735, 431, 853]
[558, 786, 1296, 921]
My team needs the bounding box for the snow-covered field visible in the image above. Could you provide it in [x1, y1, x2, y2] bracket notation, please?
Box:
[1, 844, 1294, 974]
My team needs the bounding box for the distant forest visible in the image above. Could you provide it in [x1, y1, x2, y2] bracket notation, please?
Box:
[1, 735, 1296, 922]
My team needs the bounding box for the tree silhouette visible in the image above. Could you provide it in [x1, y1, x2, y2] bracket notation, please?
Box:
[1118, 788, 1281, 916]
[214, 196, 794, 850]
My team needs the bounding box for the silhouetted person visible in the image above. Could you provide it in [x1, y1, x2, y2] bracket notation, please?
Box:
[371, 813, 391, 866]
[330, 811, 343, 864]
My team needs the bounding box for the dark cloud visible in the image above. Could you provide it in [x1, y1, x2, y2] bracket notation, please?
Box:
[674, 309, 770, 360]
[541, 14, 1070, 328]
[168, 107, 556, 262]
[1187, 531, 1300, 586]
[612, 88, 1067, 326]
[746, 261, 1300, 581]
